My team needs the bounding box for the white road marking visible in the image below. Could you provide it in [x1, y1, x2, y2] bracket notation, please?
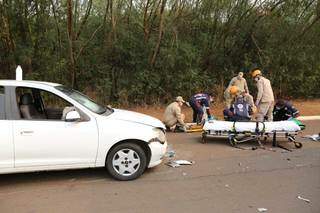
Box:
[298, 116, 320, 121]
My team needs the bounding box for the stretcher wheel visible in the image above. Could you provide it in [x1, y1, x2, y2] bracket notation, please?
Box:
[201, 132, 207, 144]
[229, 136, 236, 147]
[294, 142, 302, 148]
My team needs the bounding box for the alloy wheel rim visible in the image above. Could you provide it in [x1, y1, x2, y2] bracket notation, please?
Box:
[112, 148, 141, 176]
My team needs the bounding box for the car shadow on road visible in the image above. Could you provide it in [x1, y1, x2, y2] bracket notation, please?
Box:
[0, 168, 114, 187]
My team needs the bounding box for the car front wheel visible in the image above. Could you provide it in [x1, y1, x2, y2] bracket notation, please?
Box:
[106, 143, 147, 181]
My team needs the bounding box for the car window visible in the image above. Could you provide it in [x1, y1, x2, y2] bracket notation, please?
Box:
[55, 86, 111, 115]
[40, 90, 72, 119]
[16, 87, 72, 120]
[0, 86, 5, 120]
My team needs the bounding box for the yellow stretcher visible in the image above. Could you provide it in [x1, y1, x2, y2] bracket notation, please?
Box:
[185, 123, 203, 133]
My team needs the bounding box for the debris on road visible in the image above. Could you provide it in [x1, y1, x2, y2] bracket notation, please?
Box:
[303, 134, 320, 141]
[257, 207, 268, 212]
[297, 195, 311, 203]
[166, 161, 180, 168]
[166, 160, 194, 168]
[165, 150, 176, 158]
[165, 145, 176, 158]
[174, 160, 194, 165]
[295, 164, 307, 167]
[225, 184, 230, 188]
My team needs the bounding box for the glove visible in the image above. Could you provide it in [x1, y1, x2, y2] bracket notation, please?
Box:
[208, 115, 215, 121]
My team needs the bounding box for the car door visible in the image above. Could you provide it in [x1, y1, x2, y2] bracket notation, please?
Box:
[0, 86, 14, 169]
[13, 87, 99, 168]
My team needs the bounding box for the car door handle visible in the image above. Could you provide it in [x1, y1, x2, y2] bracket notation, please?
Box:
[20, 130, 34, 135]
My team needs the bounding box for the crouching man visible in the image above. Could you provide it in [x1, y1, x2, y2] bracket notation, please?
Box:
[224, 85, 254, 109]
[223, 95, 253, 122]
[189, 92, 214, 124]
[163, 96, 188, 132]
[273, 99, 300, 121]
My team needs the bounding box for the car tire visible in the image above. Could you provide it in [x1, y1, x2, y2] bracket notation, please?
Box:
[106, 143, 147, 181]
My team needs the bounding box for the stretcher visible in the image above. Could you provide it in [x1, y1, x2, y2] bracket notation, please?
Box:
[201, 119, 304, 149]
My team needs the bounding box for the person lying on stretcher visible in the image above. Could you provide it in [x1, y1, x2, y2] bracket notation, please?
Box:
[223, 96, 253, 122]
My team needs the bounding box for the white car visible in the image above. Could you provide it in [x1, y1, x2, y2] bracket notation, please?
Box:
[0, 80, 167, 180]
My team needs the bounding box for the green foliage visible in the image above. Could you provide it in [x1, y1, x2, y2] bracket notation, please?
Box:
[0, 0, 319, 105]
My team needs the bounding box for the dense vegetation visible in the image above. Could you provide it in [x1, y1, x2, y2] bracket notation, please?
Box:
[1, 0, 319, 105]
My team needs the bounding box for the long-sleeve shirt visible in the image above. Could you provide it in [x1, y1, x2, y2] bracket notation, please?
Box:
[255, 76, 274, 104]
[190, 93, 211, 116]
[228, 77, 249, 93]
[273, 101, 300, 121]
[163, 102, 185, 127]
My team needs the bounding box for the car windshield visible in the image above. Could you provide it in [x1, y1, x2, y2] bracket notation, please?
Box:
[55, 86, 112, 115]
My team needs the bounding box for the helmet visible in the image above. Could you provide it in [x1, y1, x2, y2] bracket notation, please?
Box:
[251, 69, 261, 78]
[229, 86, 239, 95]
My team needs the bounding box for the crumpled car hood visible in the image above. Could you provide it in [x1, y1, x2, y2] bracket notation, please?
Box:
[109, 109, 165, 129]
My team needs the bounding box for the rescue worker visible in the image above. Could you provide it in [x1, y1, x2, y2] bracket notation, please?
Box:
[189, 93, 214, 124]
[224, 85, 254, 109]
[273, 99, 300, 121]
[227, 72, 249, 94]
[251, 69, 275, 121]
[163, 96, 187, 132]
[223, 95, 253, 121]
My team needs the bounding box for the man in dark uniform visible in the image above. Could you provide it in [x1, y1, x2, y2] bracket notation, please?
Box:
[189, 93, 214, 124]
[273, 99, 300, 121]
[223, 95, 253, 121]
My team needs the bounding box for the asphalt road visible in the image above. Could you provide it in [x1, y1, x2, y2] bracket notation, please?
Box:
[0, 120, 319, 213]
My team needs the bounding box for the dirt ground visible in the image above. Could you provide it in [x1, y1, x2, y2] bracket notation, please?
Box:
[128, 99, 320, 122]
[0, 120, 319, 213]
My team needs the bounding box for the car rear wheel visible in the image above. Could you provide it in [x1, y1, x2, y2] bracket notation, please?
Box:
[106, 143, 147, 181]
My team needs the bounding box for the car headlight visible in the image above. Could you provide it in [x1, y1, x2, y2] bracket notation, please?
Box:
[149, 128, 166, 144]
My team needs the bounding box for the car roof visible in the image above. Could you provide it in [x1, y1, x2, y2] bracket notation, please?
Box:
[0, 80, 61, 88]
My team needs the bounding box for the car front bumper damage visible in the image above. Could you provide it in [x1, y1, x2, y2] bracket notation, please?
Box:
[148, 140, 167, 168]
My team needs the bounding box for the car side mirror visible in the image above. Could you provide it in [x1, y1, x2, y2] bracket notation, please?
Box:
[65, 110, 81, 122]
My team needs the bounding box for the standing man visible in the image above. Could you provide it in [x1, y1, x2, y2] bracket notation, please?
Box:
[189, 93, 214, 124]
[163, 96, 187, 132]
[227, 72, 249, 94]
[251, 69, 275, 121]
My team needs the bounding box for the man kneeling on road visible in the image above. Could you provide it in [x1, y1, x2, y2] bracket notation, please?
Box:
[163, 96, 188, 132]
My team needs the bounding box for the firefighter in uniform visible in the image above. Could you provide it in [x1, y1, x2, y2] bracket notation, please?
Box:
[251, 69, 275, 122]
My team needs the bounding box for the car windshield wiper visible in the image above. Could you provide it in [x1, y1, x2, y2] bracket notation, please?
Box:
[98, 106, 115, 115]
